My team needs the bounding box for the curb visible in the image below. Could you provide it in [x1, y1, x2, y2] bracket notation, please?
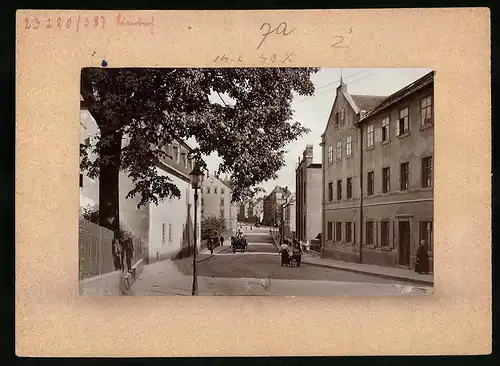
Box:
[197, 245, 232, 263]
[302, 260, 434, 286]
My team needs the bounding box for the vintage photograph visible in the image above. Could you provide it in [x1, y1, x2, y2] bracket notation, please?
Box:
[79, 67, 434, 296]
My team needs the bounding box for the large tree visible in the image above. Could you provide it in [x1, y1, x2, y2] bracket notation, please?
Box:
[80, 67, 318, 236]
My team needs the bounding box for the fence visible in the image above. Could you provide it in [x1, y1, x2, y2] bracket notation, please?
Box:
[79, 218, 115, 280]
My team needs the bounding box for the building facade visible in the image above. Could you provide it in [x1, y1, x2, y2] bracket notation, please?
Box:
[79, 100, 202, 264]
[252, 197, 264, 223]
[263, 186, 291, 226]
[321, 71, 434, 271]
[200, 172, 237, 232]
[295, 145, 322, 243]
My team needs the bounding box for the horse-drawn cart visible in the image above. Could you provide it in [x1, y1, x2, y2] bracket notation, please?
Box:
[231, 235, 248, 253]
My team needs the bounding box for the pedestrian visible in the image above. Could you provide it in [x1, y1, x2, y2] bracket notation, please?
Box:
[220, 235, 224, 247]
[208, 238, 214, 255]
[125, 239, 133, 272]
[415, 240, 430, 274]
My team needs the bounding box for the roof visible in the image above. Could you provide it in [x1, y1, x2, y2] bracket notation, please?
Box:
[221, 180, 233, 190]
[307, 162, 322, 169]
[350, 95, 387, 113]
[357, 71, 435, 123]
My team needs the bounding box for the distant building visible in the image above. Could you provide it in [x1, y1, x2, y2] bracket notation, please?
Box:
[200, 172, 237, 232]
[80, 98, 201, 264]
[321, 71, 434, 271]
[295, 145, 322, 243]
[263, 186, 291, 226]
[252, 197, 264, 222]
[282, 193, 296, 240]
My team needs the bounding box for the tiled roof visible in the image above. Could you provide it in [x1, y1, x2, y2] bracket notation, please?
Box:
[351, 95, 387, 113]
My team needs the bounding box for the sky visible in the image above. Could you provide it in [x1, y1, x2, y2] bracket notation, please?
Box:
[191, 68, 432, 200]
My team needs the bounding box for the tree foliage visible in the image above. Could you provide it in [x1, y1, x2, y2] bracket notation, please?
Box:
[80, 67, 318, 233]
[201, 216, 226, 241]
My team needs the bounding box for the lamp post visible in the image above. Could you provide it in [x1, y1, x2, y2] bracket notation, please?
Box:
[189, 162, 205, 296]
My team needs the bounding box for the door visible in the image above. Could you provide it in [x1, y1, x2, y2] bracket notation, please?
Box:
[398, 221, 411, 266]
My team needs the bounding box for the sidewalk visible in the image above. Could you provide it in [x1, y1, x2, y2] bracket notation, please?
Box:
[301, 253, 433, 285]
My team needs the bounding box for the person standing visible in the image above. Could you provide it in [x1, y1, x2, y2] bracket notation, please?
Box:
[220, 235, 224, 247]
[208, 238, 214, 255]
[415, 240, 430, 274]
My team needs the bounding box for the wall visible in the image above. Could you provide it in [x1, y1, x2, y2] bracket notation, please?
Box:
[79, 270, 123, 296]
[359, 82, 434, 268]
[306, 167, 322, 239]
[201, 175, 234, 231]
[148, 167, 193, 262]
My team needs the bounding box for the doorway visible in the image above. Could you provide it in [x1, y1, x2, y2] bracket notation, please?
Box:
[398, 221, 411, 266]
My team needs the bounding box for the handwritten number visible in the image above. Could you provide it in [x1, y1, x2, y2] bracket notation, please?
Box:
[85, 17, 89, 27]
[24, 17, 30, 29]
[270, 54, 277, 63]
[331, 36, 348, 48]
[100, 16, 106, 28]
[257, 22, 297, 50]
[94, 16, 99, 27]
[46, 18, 52, 28]
[57, 17, 62, 28]
[66, 17, 72, 29]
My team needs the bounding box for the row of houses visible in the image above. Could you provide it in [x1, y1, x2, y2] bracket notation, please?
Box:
[80, 99, 239, 265]
[282, 71, 435, 271]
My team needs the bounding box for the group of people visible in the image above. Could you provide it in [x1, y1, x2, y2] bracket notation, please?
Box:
[112, 237, 134, 273]
[279, 238, 302, 267]
[207, 234, 225, 255]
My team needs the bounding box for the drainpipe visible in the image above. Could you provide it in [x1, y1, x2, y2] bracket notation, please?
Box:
[320, 139, 326, 258]
[356, 123, 363, 264]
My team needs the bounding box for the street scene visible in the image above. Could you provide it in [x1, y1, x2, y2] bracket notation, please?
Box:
[79, 67, 434, 296]
[127, 225, 432, 296]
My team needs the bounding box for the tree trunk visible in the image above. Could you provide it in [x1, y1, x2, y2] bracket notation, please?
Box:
[98, 126, 123, 238]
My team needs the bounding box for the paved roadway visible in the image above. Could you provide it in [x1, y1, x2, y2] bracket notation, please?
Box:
[128, 225, 432, 296]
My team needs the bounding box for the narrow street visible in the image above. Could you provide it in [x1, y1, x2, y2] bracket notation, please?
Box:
[128, 226, 432, 296]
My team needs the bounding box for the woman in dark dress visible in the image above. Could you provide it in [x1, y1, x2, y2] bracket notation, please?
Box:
[415, 240, 430, 274]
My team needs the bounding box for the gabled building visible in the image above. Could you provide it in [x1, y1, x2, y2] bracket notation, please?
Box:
[321, 71, 434, 271]
[321, 83, 387, 262]
[79, 98, 202, 264]
[263, 185, 292, 226]
[282, 193, 296, 240]
[200, 172, 237, 232]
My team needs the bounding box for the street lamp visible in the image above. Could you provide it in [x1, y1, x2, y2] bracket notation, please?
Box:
[189, 162, 205, 296]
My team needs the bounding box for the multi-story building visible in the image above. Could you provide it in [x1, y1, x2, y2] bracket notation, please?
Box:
[80, 97, 202, 264]
[321, 71, 434, 271]
[282, 193, 296, 240]
[252, 197, 264, 223]
[263, 186, 292, 226]
[200, 172, 237, 232]
[295, 145, 322, 243]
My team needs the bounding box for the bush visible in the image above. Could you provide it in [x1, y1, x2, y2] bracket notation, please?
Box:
[201, 216, 226, 240]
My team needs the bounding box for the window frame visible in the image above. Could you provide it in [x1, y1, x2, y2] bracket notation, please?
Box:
[327, 222, 333, 241]
[365, 221, 374, 246]
[328, 145, 334, 164]
[419, 220, 433, 252]
[382, 167, 391, 193]
[336, 140, 342, 160]
[336, 180, 342, 200]
[421, 95, 433, 127]
[397, 107, 410, 136]
[335, 222, 342, 242]
[422, 156, 433, 188]
[382, 116, 390, 142]
[367, 171, 375, 196]
[400, 162, 410, 191]
[346, 221, 352, 243]
[381, 220, 390, 247]
[340, 107, 345, 123]
[367, 125, 374, 148]
[346, 177, 353, 199]
[346, 136, 353, 156]
[328, 182, 333, 202]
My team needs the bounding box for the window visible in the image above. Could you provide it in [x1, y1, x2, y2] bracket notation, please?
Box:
[214, 187, 218, 194]
[382, 117, 390, 142]
[382, 167, 390, 193]
[397, 108, 409, 136]
[221, 188, 224, 194]
[422, 156, 433, 187]
[336, 140, 342, 160]
[340, 107, 345, 123]
[367, 171, 374, 196]
[162, 223, 166, 244]
[337, 180, 342, 200]
[346, 222, 352, 243]
[328, 145, 333, 164]
[335, 111, 340, 126]
[327, 222, 333, 240]
[346, 136, 352, 156]
[420, 221, 433, 252]
[335, 222, 342, 241]
[220, 198, 224, 206]
[400, 162, 409, 191]
[367, 125, 374, 147]
[381, 221, 390, 247]
[220, 209, 224, 218]
[347, 177, 353, 199]
[328, 182, 333, 202]
[168, 223, 173, 243]
[421, 96, 432, 126]
[366, 221, 374, 246]
[172, 146, 179, 162]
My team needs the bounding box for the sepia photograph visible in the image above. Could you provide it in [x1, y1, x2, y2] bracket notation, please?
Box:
[79, 67, 434, 296]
